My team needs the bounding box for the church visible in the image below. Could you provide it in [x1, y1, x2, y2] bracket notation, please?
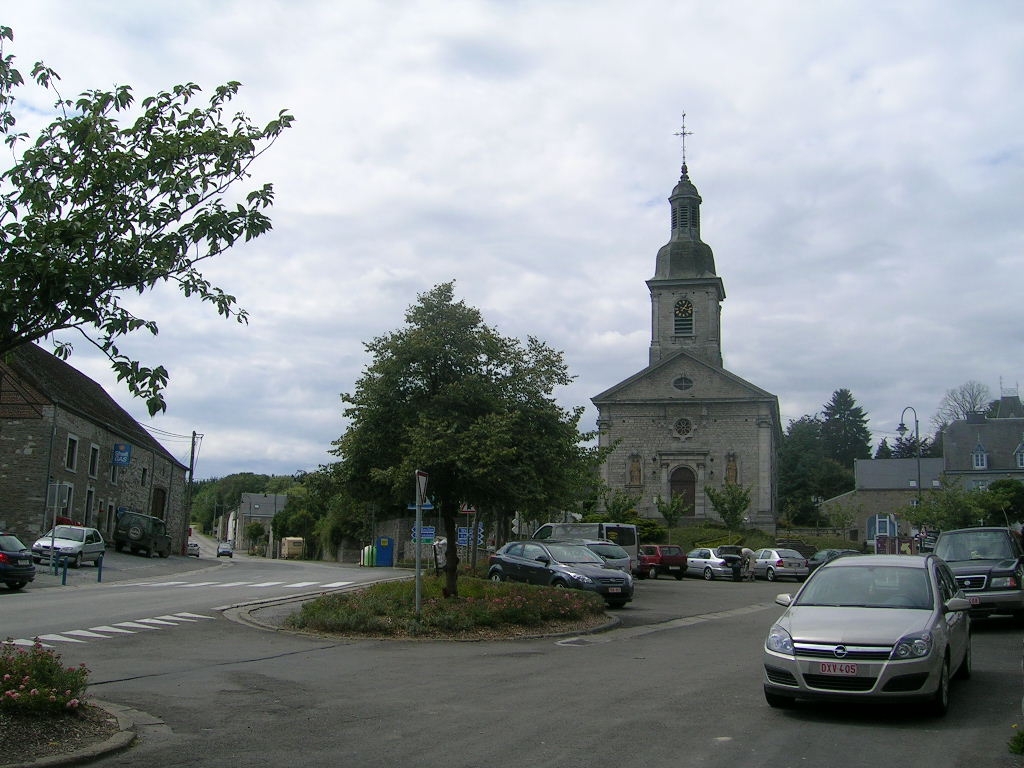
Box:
[592, 145, 781, 529]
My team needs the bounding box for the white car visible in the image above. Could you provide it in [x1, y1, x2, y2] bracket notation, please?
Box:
[32, 525, 106, 568]
[187, 541, 201, 557]
[763, 553, 971, 716]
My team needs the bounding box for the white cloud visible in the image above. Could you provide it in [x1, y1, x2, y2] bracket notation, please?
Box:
[6, 0, 1023, 477]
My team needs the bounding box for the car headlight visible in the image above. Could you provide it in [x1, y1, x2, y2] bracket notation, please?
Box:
[565, 571, 594, 585]
[60, 546, 76, 553]
[891, 632, 932, 660]
[766, 625, 794, 655]
[990, 575, 1020, 589]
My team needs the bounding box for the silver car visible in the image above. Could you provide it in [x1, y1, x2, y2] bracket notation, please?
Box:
[763, 554, 971, 716]
[32, 525, 106, 568]
[560, 539, 633, 574]
[685, 546, 740, 580]
[752, 548, 809, 582]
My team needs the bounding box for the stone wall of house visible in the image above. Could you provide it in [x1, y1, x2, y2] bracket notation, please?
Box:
[0, 405, 187, 549]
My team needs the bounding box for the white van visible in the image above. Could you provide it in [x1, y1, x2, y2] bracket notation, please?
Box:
[532, 522, 639, 564]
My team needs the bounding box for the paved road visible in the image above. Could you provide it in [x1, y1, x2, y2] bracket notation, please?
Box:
[5, 551, 1023, 768]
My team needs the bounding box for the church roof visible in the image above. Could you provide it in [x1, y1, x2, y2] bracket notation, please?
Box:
[591, 346, 778, 404]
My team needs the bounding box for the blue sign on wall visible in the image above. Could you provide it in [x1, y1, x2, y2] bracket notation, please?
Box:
[112, 443, 132, 467]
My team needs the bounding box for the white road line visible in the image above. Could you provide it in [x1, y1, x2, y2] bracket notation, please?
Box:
[113, 621, 160, 630]
[321, 581, 354, 588]
[178, 582, 221, 588]
[173, 612, 215, 620]
[214, 582, 252, 587]
[35, 633, 86, 644]
[133, 618, 178, 626]
[63, 629, 114, 639]
[247, 581, 285, 587]
[89, 625, 137, 634]
[284, 582, 319, 588]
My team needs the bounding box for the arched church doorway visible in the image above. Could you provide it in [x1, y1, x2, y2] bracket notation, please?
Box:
[669, 466, 697, 516]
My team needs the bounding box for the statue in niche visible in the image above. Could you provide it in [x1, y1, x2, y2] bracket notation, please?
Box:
[726, 453, 738, 485]
[628, 456, 642, 486]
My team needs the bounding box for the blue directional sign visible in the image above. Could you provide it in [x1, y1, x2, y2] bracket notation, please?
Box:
[411, 525, 435, 543]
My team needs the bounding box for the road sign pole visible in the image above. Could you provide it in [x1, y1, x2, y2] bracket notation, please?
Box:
[414, 470, 428, 617]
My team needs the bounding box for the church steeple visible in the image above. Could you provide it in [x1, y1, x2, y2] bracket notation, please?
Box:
[647, 115, 725, 367]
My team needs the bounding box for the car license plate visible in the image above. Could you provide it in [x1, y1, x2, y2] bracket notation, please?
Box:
[969, 596, 980, 605]
[607, 587, 621, 593]
[819, 662, 857, 675]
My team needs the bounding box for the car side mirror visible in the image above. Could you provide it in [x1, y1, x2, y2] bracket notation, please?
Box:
[775, 594, 793, 607]
[944, 596, 971, 613]
[536, 556, 550, 564]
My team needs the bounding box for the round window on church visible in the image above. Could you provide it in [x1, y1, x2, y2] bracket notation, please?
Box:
[672, 376, 694, 391]
[674, 418, 692, 436]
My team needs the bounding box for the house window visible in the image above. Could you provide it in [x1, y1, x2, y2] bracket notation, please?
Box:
[65, 436, 79, 471]
[972, 448, 988, 470]
[1015, 444, 1024, 469]
[141, 467, 148, 486]
[109, 463, 118, 484]
[88, 445, 100, 478]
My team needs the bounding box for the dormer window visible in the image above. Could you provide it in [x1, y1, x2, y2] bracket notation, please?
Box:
[972, 442, 988, 470]
[1014, 437, 1024, 469]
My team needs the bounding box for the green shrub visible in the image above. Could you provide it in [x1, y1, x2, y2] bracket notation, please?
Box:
[1, 641, 90, 715]
[285, 576, 606, 637]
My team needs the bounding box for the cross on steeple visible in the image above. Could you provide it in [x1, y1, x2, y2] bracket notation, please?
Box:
[673, 112, 693, 178]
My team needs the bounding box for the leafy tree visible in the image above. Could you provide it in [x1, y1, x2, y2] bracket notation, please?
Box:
[778, 415, 826, 525]
[890, 433, 933, 459]
[654, 494, 691, 542]
[933, 380, 991, 430]
[704, 482, 751, 531]
[0, 27, 293, 414]
[244, 521, 266, 552]
[600, 488, 641, 520]
[331, 283, 603, 598]
[902, 475, 982, 532]
[820, 389, 872, 468]
[977, 479, 1024, 526]
[874, 438, 893, 459]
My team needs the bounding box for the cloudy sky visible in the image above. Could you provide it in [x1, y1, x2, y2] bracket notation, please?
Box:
[5, 1, 1022, 479]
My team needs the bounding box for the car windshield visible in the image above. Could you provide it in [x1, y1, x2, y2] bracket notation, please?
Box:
[796, 565, 932, 609]
[934, 531, 1014, 561]
[45, 526, 85, 542]
[588, 543, 628, 559]
[546, 543, 604, 564]
[660, 546, 683, 556]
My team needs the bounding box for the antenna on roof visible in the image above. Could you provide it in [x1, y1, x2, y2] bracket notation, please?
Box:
[673, 112, 693, 179]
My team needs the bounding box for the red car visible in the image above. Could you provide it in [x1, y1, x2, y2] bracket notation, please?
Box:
[636, 544, 687, 580]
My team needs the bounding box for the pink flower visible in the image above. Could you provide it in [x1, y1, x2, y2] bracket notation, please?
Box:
[66, 698, 79, 709]
[30, 688, 38, 695]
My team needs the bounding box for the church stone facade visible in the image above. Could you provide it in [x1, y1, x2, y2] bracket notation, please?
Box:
[592, 161, 780, 527]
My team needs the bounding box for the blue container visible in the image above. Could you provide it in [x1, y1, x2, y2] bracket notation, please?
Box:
[375, 536, 394, 567]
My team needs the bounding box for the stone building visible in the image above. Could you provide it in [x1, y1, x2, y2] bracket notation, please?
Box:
[0, 343, 189, 549]
[592, 161, 781, 526]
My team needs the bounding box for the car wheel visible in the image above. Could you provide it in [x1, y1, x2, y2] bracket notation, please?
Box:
[141, 548, 150, 558]
[955, 634, 972, 680]
[72, 552, 82, 569]
[764, 688, 795, 709]
[674, 572, 684, 580]
[928, 656, 950, 717]
[703, 567, 714, 581]
[552, 580, 568, 588]
[766, 567, 776, 582]
[159, 548, 170, 558]
[128, 525, 143, 542]
[648, 566, 658, 580]
[5, 581, 27, 590]
[489, 571, 504, 582]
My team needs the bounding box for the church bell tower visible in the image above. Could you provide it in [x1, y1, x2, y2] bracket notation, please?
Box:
[647, 116, 725, 368]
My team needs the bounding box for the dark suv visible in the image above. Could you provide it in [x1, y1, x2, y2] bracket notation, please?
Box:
[114, 512, 172, 558]
[933, 526, 1024, 620]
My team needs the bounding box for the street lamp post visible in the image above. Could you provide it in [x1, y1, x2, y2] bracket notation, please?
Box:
[896, 406, 922, 508]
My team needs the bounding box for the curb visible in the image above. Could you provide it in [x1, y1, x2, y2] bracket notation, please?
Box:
[0, 700, 137, 768]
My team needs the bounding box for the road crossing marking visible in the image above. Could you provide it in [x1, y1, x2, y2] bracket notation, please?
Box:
[3, 612, 217, 649]
[108, 579, 354, 591]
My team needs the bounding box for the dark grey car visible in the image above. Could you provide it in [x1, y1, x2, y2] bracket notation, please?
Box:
[488, 540, 634, 607]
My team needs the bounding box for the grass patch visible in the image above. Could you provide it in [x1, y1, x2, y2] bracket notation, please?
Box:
[285, 576, 608, 638]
